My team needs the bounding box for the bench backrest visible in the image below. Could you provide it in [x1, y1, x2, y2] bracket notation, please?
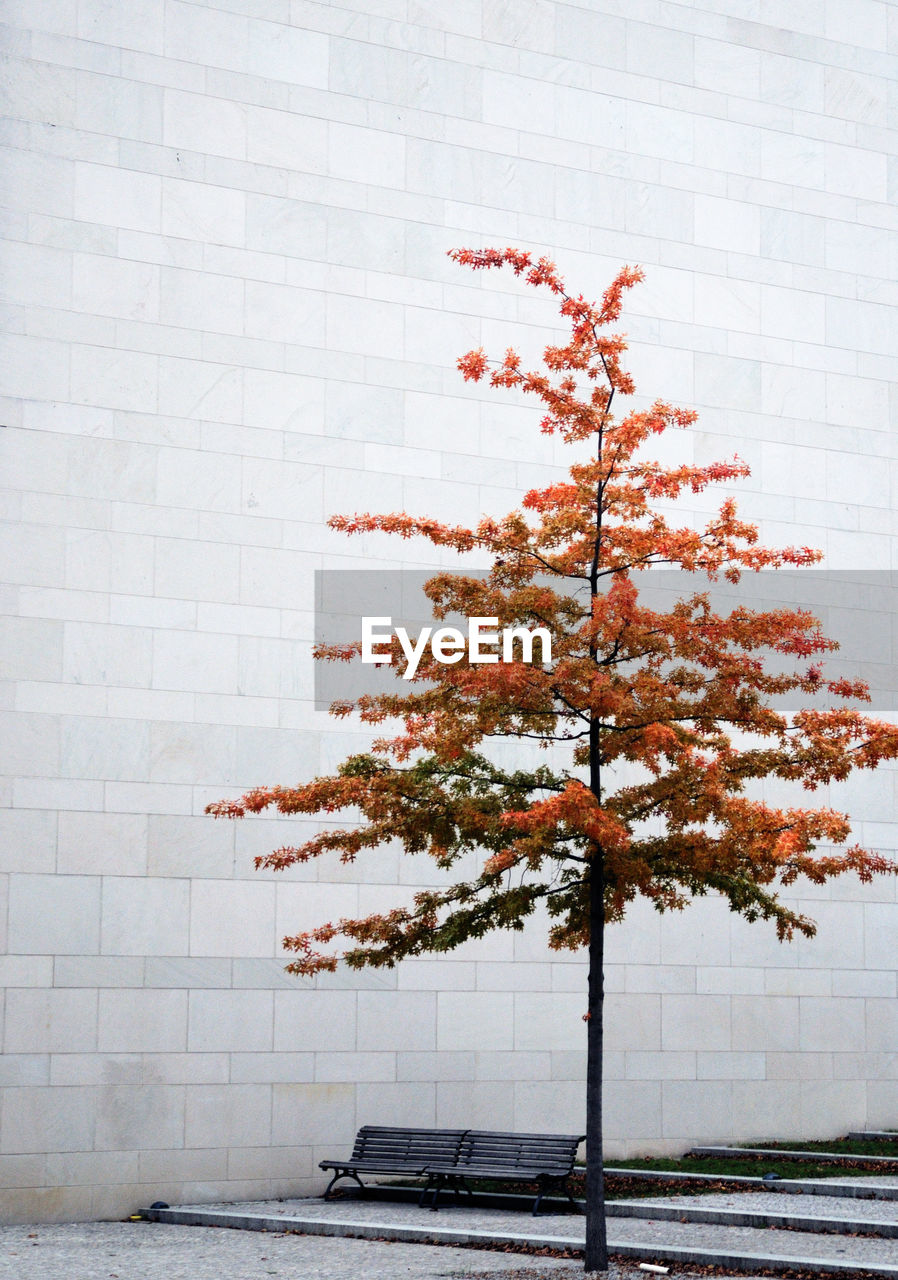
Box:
[457, 1129, 584, 1174]
[352, 1125, 466, 1166]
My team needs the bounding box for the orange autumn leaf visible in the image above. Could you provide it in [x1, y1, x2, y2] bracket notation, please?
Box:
[209, 246, 898, 975]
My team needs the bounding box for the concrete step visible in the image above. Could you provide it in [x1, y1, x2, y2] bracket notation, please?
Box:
[850, 1131, 898, 1142]
[142, 1198, 898, 1279]
[606, 1197, 898, 1236]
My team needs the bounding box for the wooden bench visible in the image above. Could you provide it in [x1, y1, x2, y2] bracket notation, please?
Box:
[421, 1128, 585, 1216]
[320, 1125, 584, 1216]
[319, 1125, 466, 1199]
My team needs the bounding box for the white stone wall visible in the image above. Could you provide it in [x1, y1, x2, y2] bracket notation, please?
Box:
[1, 0, 897, 1223]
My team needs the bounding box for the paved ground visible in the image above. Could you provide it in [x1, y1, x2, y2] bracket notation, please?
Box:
[6, 1179, 898, 1280]
[0, 1220, 691, 1280]
[154, 1186, 898, 1275]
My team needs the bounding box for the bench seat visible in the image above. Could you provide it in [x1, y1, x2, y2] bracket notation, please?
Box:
[320, 1124, 584, 1216]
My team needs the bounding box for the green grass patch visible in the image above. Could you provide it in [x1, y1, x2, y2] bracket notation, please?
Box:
[604, 1149, 897, 1182]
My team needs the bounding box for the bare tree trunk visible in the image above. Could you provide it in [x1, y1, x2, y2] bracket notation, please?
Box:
[584, 850, 607, 1273]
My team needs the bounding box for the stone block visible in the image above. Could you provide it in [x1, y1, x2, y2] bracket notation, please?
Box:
[270, 1081, 354, 1146]
[138, 1145, 228, 1182]
[436, 1080, 514, 1130]
[474, 961, 547, 992]
[147, 814, 234, 879]
[100, 875, 189, 956]
[355, 1081, 437, 1128]
[49, 1054, 142, 1087]
[274, 990, 357, 1052]
[153, 630, 239, 697]
[160, 265, 245, 337]
[313, 1052, 395, 1083]
[157, 356, 243, 424]
[0, 1055, 50, 1086]
[0, 1185, 94, 1224]
[53, 956, 144, 988]
[661, 1080, 733, 1143]
[696, 1051, 766, 1081]
[601, 993, 661, 1053]
[140, 1053, 229, 1086]
[832, 968, 895, 998]
[188, 989, 274, 1053]
[230, 1053, 315, 1085]
[516, 1080, 588, 1131]
[185, 1083, 272, 1149]
[163, 86, 247, 160]
[398, 1051, 475, 1082]
[0, 809, 56, 874]
[1, 1086, 95, 1154]
[57, 811, 148, 877]
[189, 880, 276, 958]
[104, 781, 192, 816]
[697, 966, 765, 995]
[437, 992, 510, 1052]
[661, 994, 731, 1052]
[162, 175, 245, 246]
[8, 874, 100, 955]
[625, 965, 696, 995]
[72, 251, 159, 323]
[231, 958, 303, 990]
[627, 1051, 696, 1081]
[98, 989, 187, 1053]
[144, 957, 231, 989]
[799, 1079, 866, 1135]
[799, 997, 866, 1053]
[1, 618, 63, 685]
[867, 1079, 898, 1128]
[4, 989, 97, 1055]
[864, 998, 898, 1053]
[0, 956, 53, 988]
[864, 902, 898, 969]
[732, 995, 799, 1051]
[731, 1079, 802, 1140]
[511, 992, 585, 1053]
[94, 1085, 186, 1151]
[354, 991, 434, 1053]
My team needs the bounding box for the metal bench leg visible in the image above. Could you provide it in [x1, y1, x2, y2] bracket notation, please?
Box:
[324, 1169, 364, 1199]
[565, 1181, 584, 1214]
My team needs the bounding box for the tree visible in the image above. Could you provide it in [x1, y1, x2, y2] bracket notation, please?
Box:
[210, 248, 898, 1273]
